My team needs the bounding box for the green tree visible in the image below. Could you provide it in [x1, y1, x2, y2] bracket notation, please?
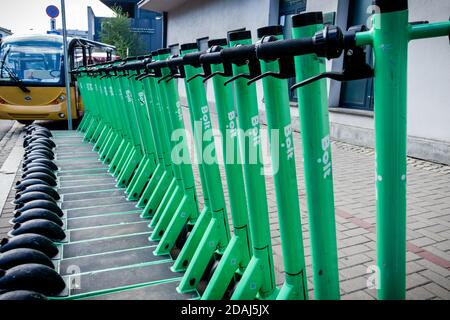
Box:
[100, 6, 141, 58]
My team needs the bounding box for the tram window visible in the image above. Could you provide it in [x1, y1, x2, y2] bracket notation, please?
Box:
[73, 47, 85, 69]
[90, 47, 110, 64]
[0, 40, 63, 84]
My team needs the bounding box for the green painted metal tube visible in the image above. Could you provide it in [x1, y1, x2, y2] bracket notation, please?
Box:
[201, 40, 253, 300]
[175, 46, 232, 292]
[228, 32, 277, 300]
[209, 45, 250, 243]
[353, 4, 450, 300]
[292, 14, 340, 300]
[125, 72, 158, 198]
[181, 47, 230, 249]
[146, 52, 201, 257]
[408, 21, 450, 41]
[152, 60, 198, 242]
[258, 27, 308, 300]
[372, 8, 409, 300]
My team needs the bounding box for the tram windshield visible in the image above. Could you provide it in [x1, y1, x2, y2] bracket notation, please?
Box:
[0, 39, 63, 85]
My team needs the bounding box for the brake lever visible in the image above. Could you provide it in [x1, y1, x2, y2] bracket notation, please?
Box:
[157, 74, 173, 84]
[247, 57, 295, 85]
[291, 72, 343, 90]
[246, 35, 296, 85]
[186, 64, 212, 82]
[135, 72, 152, 81]
[291, 25, 374, 90]
[224, 59, 261, 86]
[127, 72, 138, 79]
[224, 73, 253, 85]
[165, 75, 177, 82]
[247, 71, 281, 85]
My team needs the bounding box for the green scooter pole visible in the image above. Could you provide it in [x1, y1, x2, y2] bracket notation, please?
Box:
[256, 25, 308, 300]
[99, 73, 128, 164]
[149, 51, 201, 254]
[292, 12, 340, 300]
[95, 71, 126, 163]
[125, 66, 158, 200]
[353, 0, 450, 299]
[200, 39, 252, 300]
[136, 57, 176, 210]
[114, 70, 145, 187]
[86, 75, 108, 144]
[73, 68, 93, 133]
[81, 71, 103, 143]
[74, 69, 92, 133]
[136, 82, 171, 208]
[227, 30, 277, 300]
[108, 69, 141, 180]
[175, 44, 232, 293]
[140, 52, 178, 220]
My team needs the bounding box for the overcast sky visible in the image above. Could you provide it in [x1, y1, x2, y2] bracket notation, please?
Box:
[0, 0, 115, 35]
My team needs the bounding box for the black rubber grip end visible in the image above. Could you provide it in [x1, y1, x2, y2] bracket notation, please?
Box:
[228, 30, 252, 42]
[292, 12, 323, 28]
[180, 43, 198, 51]
[208, 38, 228, 47]
[157, 48, 171, 55]
[257, 25, 283, 38]
[373, 0, 408, 13]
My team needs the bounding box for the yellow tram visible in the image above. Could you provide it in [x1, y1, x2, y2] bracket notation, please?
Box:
[0, 34, 116, 125]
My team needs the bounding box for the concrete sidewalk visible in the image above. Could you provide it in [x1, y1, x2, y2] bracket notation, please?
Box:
[187, 110, 450, 300]
[0, 122, 23, 217]
[0, 119, 449, 300]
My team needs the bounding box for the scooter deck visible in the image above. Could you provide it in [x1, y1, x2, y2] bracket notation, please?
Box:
[51, 130, 198, 300]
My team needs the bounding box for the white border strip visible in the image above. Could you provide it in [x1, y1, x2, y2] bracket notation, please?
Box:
[0, 128, 23, 216]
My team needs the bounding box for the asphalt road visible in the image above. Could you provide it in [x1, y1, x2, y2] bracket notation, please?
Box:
[0, 120, 14, 141]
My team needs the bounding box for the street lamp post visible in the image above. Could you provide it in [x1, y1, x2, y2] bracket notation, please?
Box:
[61, 0, 73, 130]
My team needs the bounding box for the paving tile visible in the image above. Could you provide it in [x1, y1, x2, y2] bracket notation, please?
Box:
[422, 283, 450, 300]
[339, 265, 369, 281]
[406, 261, 427, 275]
[340, 276, 369, 294]
[340, 244, 372, 257]
[419, 270, 450, 291]
[406, 286, 435, 300]
[406, 273, 432, 290]
[342, 290, 375, 300]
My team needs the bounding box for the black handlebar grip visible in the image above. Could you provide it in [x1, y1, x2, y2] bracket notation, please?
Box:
[256, 38, 315, 61]
[122, 60, 146, 71]
[221, 44, 256, 63]
[146, 60, 167, 71]
[183, 51, 204, 67]
[167, 56, 184, 67]
[199, 52, 223, 65]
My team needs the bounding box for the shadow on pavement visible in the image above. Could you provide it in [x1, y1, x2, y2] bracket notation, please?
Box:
[34, 119, 81, 131]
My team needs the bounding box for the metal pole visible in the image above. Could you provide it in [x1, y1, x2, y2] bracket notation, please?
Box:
[371, 0, 409, 300]
[257, 25, 308, 300]
[293, 12, 340, 300]
[61, 0, 73, 130]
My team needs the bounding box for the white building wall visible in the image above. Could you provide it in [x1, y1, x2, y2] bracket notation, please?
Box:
[407, 0, 450, 142]
[326, 0, 450, 164]
[166, 0, 273, 45]
[167, 0, 273, 112]
[145, 0, 450, 163]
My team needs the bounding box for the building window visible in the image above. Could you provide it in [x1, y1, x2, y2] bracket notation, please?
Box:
[169, 43, 179, 56]
[196, 37, 209, 52]
[279, 0, 307, 15]
[333, 0, 374, 111]
[279, 0, 307, 102]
